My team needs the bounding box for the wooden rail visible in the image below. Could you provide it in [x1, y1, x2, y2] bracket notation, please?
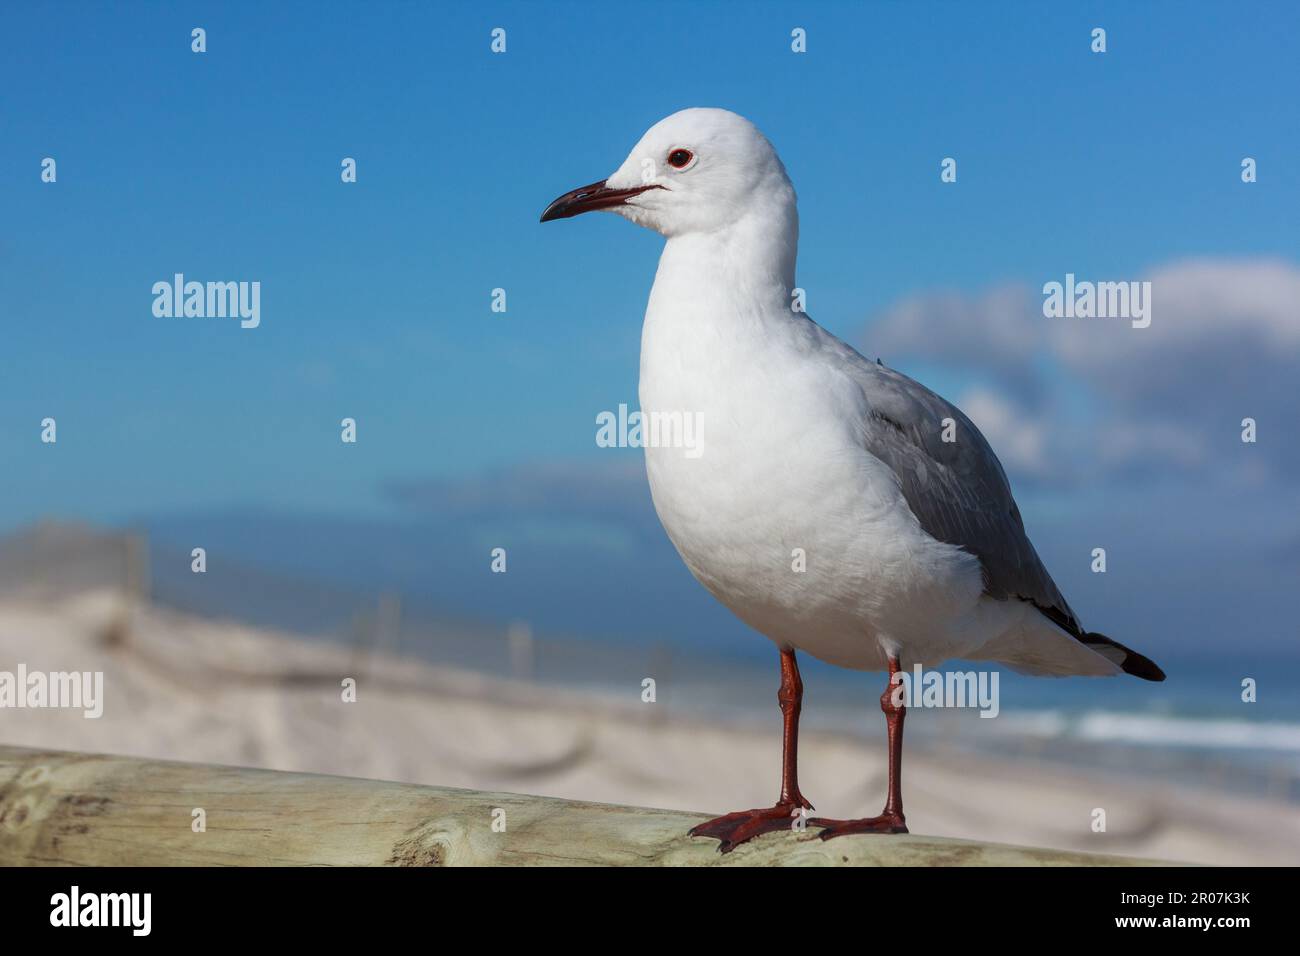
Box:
[0, 746, 1161, 866]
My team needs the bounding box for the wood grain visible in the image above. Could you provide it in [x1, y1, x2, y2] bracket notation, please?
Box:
[0, 745, 1164, 866]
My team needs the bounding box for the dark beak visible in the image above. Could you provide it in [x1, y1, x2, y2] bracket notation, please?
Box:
[539, 180, 663, 223]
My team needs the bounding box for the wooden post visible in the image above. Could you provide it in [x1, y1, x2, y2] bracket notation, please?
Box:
[0, 746, 1166, 867]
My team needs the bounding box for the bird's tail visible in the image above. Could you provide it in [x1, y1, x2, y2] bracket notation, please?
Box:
[1078, 632, 1166, 681]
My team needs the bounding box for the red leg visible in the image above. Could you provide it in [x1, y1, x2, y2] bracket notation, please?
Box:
[688, 647, 815, 852]
[810, 655, 909, 838]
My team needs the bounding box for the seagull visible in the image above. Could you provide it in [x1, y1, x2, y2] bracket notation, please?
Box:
[541, 108, 1165, 852]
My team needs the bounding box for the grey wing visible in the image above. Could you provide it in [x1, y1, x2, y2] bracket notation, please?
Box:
[856, 359, 1082, 636]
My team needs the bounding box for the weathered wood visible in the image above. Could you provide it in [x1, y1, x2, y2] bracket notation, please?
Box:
[0, 746, 1163, 866]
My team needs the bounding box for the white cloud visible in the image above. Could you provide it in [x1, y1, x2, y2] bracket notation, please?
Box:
[956, 386, 1053, 479]
[861, 256, 1300, 485]
[871, 284, 1044, 399]
[1053, 258, 1300, 407]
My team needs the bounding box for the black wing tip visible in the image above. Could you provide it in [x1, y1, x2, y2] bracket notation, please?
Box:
[1083, 631, 1167, 682]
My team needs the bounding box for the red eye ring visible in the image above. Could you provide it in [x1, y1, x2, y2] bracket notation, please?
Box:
[667, 148, 695, 170]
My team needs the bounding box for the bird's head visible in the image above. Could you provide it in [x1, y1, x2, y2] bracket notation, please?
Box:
[540, 108, 795, 238]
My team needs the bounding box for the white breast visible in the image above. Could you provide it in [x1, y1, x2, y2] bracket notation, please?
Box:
[637, 264, 986, 671]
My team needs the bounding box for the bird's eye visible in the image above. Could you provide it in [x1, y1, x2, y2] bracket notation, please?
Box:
[667, 148, 695, 170]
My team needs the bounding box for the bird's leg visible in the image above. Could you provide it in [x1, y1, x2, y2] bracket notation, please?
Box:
[810, 655, 909, 838]
[687, 646, 815, 852]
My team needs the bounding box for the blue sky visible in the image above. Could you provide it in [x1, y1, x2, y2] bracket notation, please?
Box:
[3, 2, 1298, 674]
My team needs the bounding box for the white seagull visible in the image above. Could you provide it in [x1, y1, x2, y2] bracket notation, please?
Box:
[541, 108, 1165, 852]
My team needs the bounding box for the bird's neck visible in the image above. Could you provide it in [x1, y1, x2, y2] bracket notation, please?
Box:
[653, 200, 799, 319]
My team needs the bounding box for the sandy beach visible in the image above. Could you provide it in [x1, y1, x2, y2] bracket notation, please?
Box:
[1, 589, 1296, 866]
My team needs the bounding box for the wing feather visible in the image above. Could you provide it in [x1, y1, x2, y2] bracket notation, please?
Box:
[856, 360, 1082, 636]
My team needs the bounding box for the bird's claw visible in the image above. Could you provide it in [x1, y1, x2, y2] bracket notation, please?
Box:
[688, 798, 815, 853]
[808, 812, 908, 839]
